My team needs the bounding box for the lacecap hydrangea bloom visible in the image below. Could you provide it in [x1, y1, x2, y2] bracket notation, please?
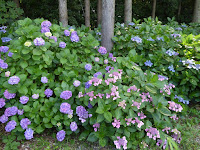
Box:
[20, 118, 31, 129]
[41, 77, 48, 83]
[24, 128, 34, 140]
[85, 64, 92, 71]
[60, 90, 72, 100]
[0, 98, 5, 108]
[33, 37, 45, 46]
[70, 121, 78, 132]
[5, 120, 17, 132]
[44, 89, 53, 97]
[114, 136, 128, 150]
[19, 96, 29, 104]
[4, 90, 16, 99]
[56, 130, 66, 141]
[70, 31, 79, 42]
[0, 46, 9, 53]
[4, 106, 18, 117]
[73, 80, 81, 87]
[98, 46, 107, 55]
[8, 76, 20, 85]
[59, 42, 66, 48]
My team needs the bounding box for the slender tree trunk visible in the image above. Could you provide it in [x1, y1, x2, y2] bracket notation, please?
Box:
[101, 0, 115, 52]
[152, 0, 156, 19]
[178, 0, 182, 21]
[193, 0, 200, 23]
[97, 0, 102, 25]
[124, 0, 132, 24]
[13, 0, 20, 8]
[59, 0, 68, 27]
[85, 0, 90, 27]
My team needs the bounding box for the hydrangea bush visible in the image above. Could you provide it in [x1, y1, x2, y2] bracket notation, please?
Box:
[112, 17, 200, 103]
[0, 18, 183, 149]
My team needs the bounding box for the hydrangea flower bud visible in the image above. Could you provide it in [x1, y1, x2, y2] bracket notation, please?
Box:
[5, 71, 10, 77]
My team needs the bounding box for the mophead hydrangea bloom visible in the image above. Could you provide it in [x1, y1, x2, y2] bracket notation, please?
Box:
[20, 118, 31, 130]
[4, 106, 18, 117]
[70, 31, 79, 42]
[98, 46, 107, 55]
[8, 76, 20, 85]
[85, 64, 92, 71]
[0, 46, 9, 53]
[33, 37, 45, 46]
[56, 130, 66, 141]
[41, 21, 52, 28]
[60, 102, 72, 114]
[59, 42, 66, 48]
[93, 72, 102, 78]
[8, 52, 13, 57]
[32, 94, 39, 99]
[5, 71, 10, 77]
[0, 115, 8, 123]
[41, 77, 48, 83]
[41, 27, 50, 33]
[1, 37, 12, 42]
[64, 30, 70, 36]
[5, 120, 17, 132]
[73, 80, 81, 87]
[3, 90, 16, 99]
[60, 90, 72, 100]
[24, 41, 32, 47]
[18, 109, 24, 115]
[0, 98, 6, 108]
[70, 121, 78, 132]
[49, 36, 57, 42]
[24, 128, 34, 140]
[19, 96, 29, 104]
[44, 89, 53, 97]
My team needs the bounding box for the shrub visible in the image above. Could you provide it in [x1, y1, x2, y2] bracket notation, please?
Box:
[0, 18, 183, 149]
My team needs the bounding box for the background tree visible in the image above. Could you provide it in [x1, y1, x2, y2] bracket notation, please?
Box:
[193, 0, 200, 23]
[13, 0, 20, 8]
[152, 0, 156, 19]
[59, 0, 68, 26]
[101, 0, 115, 52]
[124, 0, 132, 24]
[85, 0, 90, 27]
[97, 0, 102, 25]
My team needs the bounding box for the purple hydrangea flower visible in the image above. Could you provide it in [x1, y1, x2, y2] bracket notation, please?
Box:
[70, 31, 79, 42]
[168, 65, 175, 72]
[131, 36, 142, 43]
[0, 46, 9, 53]
[70, 121, 78, 132]
[5, 120, 17, 132]
[85, 81, 92, 89]
[94, 72, 102, 78]
[20, 118, 31, 130]
[24, 128, 34, 140]
[59, 42, 66, 48]
[98, 46, 107, 55]
[0, 115, 8, 123]
[64, 30, 70, 36]
[76, 106, 89, 123]
[85, 64, 92, 71]
[60, 102, 72, 114]
[4, 90, 16, 99]
[41, 27, 50, 33]
[32, 94, 39, 99]
[175, 27, 182, 31]
[44, 89, 53, 97]
[4, 106, 18, 117]
[94, 57, 99, 62]
[104, 59, 108, 64]
[144, 60, 153, 67]
[157, 37, 164, 41]
[41, 77, 48, 83]
[8, 76, 20, 85]
[1, 62, 8, 69]
[8, 52, 13, 57]
[18, 109, 24, 115]
[41, 21, 52, 28]
[88, 101, 93, 109]
[0, 98, 6, 108]
[56, 130, 66, 141]
[33, 37, 45, 46]
[60, 90, 72, 100]
[73, 80, 81, 87]
[147, 37, 155, 41]
[49, 36, 57, 42]
[19, 96, 29, 104]
[1, 37, 12, 42]
[128, 22, 135, 26]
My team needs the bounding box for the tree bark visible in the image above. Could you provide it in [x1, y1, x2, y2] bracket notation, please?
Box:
[14, 0, 20, 8]
[85, 0, 90, 27]
[124, 0, 132, 24]
[101, 0, 115, 52]
[97, 0, 102, 25]
[178, 0, 182, 20]
[59, 0, 68, 27]
[152, 0, 156, 19]
[193, 0, 200, 23]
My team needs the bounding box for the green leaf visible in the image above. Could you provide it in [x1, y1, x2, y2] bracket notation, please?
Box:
[35, 125, 44, 133]
[23, 105, 31, 112]
[87, 132, 98, 142]
[104, 112, 112, 122]
[158, 106, 171, 116]
[33, 49, 42, 55]
[115, 108, 122, 120]
[20, 61, 28, 69]
[145, 84, 157, 94]
[79, 130, 90, 141]
[33, 101, 39, 108]
[18, 85, 28, 95]
[99, 138, 107, 147]
[97, 114, 104, 123]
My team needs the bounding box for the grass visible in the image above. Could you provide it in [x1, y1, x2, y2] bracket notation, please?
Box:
[0, 106, 200, 150]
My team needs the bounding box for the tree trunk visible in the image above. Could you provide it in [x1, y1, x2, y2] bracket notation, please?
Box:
[101, 0, 115, 52]
[85, 0, 90, 27]
[152, 0, 156, 19]
[13, 0, 20, 8]
[97, 0, 102, 25]
[178, 0, 182, 21]
[59, 0, 68, 27]
[124, 0, 132, 24]
[193, 0, 200, 23]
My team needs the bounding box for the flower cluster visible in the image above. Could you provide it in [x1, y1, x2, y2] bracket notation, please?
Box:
[168, 65, 175, 72]
[0, 46, 9, 53]
[8, 76, 20, 85]
[60, 102, 73, 117]
[0, 58, 8, 69]
[0, 98, 6, 108]
[33, 37, 45, 46]
[4, 106, 18, 117]
[144, 60, 153, 67]
[118, 100, 126, 109]
[98, 46, 107, 55]
[156, 139, 167, 149]
[73, 80, 81, 87]
[171, 34, 181, 38]
[114, 136, 128, 150]
[32, 94, 39, 99]
[85, 64, 92, 71]
[76, 106, 91, 123]
[1, 37, 12, 43]
[127, 85, 139, 92]
[0, 26, 7, 33]
[60, 90, 72, 100]
[56, 130, 66, 141]
[158, 75, 168, 81]
[20, 118, 31, 129]
[168, 101, 183, 112]
[112, 118, 121, 128]
[171, 129, 182, 144]
[174, 95, 189, 104]
[145, 127, 160, 140]
[24, 128, 34, 140]
[19, 96, 29, 104]
[131, 36, 142, 43]
[70, 31, 79, 42]
[140, 92, 152, 102]
[88, 77, 102, 87]
[70, 121, 78, 132]
[182, 59, 200, 70]
[44, 89, 53, 97]
[5, 120, 17, 132]
[105, 70, 122, 85]
[93, 123, 100, 132]
[4, 89, 16, 99]
[132, 100, 141, 109]
[64, 30, 70, 36]
[41, 77, 48, 83]
[160, 83, 175, 95]
[41, 20, 51, 33]
[166, 49, 179, 56]
[59, 42, 66, 48]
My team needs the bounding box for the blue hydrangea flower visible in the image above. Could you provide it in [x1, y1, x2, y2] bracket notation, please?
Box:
[41, 21, 52, 28]
[1, 37, 12, 42]
[131, 36, 142, 43]
[64, 30, 70, 36]
[0, 46, 9, 53]
[0, 114, 8, 123]
[147, 37, 155, 41]
[41, 27, 50, 33]
[20, 118, 31, 130]
[70, 121, 78, 132]
[33, 37, 45, 46]
[144, 60, 153, 67]
[44, 89, 53, 97]
[8, 52, 13, 57]
[56, 130, 65, 141]
[24, 128, 34, 140]
[70, 31, 79, 42]
[60, 91, 72, 100]
[128, 22, 135, 26]
[5, 120, 17, 132]
[85, 81, 92, 89]
[19, 96, 29, 104]
[94, 72, 102, 77]
[157, 37, 164, 41]
[168, 65, 175, 72]
[41, 77, 48, 83]
[98, 46, 107, 55]
[175, 27, 182, 31]
[85, 64, 92, 71]
[59, 42, 66, 48]
[8, 76, 20, 85]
